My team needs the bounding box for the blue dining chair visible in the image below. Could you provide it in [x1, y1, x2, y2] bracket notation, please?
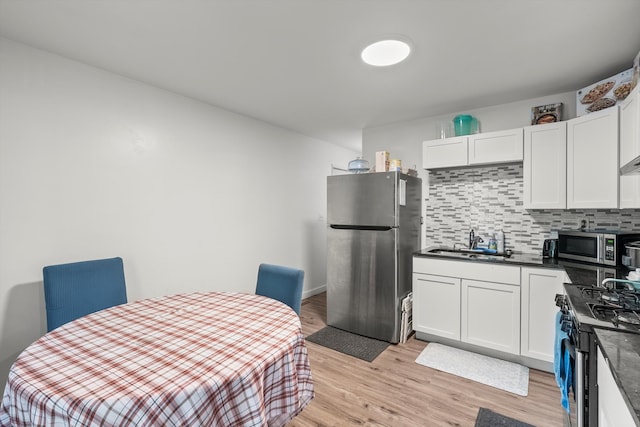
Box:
[43, 257, 128, 331]
[255, 263, 304, 315]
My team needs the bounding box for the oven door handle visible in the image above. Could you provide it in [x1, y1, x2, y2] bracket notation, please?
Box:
[563, 332, 584, 427]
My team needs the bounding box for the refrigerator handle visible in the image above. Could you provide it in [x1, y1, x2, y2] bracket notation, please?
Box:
[330, 225, 394, 231]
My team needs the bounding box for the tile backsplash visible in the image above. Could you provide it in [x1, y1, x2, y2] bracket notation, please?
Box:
[425, 164, 640, 255]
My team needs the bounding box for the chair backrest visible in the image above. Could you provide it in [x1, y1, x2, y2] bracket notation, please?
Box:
[43, 257, 128, 331]
[255, 263, 304, 315]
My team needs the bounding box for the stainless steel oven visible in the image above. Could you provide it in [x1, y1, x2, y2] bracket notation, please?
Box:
[556, 290, 596, 427]
[558, 275, 640, 427]
[558, 231, 640, 267]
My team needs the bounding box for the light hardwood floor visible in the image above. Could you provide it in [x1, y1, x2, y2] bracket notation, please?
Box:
[290, 292, 564, 427]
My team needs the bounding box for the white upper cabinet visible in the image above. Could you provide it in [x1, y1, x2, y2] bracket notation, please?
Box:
[468, 128, 524, 166]
[423, 128, 523, 170]
[619, 86, 640, 208]
[422, 136, 468, 169]
[567, 107, 619, 209]
[523, 122, 567, 209]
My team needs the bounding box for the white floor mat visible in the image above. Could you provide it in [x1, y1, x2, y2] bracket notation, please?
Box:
[415, 343, 529, 396]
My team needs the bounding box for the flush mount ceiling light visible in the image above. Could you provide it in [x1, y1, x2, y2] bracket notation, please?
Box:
[361, 39, 411, 67]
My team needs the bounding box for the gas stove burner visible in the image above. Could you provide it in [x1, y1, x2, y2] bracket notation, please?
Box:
[614, 310, 640, 326]
[579, 286, 604, 299]
[601, 291, 640, 310]
[588, 303, 616, 321]
[601, 293, 620, 303]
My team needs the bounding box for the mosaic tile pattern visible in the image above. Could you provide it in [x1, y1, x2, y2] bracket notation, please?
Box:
[425, 164, 640, 255]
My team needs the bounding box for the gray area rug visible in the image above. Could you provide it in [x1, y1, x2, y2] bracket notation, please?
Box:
[306, 326, 389, 362]
[415, 343, 529, 396]
[475, 408, 535, 427]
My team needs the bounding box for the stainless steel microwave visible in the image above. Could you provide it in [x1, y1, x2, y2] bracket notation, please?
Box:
[558, 230, 640, 266]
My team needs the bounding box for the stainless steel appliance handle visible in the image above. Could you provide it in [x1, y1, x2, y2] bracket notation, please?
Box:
[597, 234, 603, 264]
[576, 351, 585, 427]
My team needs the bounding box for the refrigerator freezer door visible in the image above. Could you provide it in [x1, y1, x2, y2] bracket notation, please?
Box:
[327, 172, 397, 227]
[327, 227, 399, 342]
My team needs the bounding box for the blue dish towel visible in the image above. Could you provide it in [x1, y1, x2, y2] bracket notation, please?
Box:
[554, 311, 573, 412]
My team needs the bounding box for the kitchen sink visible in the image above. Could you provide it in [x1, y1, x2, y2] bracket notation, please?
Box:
[426, 247, 510, 260]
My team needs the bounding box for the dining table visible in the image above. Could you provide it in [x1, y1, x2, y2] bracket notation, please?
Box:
[0, 291, 314, 426]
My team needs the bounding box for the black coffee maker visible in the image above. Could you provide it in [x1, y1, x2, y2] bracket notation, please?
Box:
[542, 239, 558, 258]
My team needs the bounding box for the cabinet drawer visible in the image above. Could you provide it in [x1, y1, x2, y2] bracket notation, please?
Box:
[413, 257, 520, 285]
[468, 128, 523, 165]
[422, 137, 468, 169]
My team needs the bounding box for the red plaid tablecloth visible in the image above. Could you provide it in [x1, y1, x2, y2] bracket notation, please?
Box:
[0, 292, 314, 426]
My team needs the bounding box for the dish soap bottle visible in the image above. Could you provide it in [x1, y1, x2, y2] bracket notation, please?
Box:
[497, 230, 505, 253]
[488, 234, 497, 251]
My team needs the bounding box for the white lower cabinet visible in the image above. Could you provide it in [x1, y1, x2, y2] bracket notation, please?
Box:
[413, 257, 521, 355]
[520, 267, 565, 362]
[413, 273, 461, 340]
[461, 279, 520, 354]
[597, 347, 636, 427]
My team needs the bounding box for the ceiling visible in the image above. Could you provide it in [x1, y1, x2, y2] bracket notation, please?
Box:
[1, 0, 639, 152]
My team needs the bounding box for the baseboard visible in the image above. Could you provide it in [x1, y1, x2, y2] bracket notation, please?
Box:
[302, 284, 326, 300]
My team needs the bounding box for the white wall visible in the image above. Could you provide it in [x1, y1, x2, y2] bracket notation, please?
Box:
[0, 38, 357, 384]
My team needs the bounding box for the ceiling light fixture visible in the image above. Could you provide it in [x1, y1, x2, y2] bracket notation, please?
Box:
[361, 39, 411, 67]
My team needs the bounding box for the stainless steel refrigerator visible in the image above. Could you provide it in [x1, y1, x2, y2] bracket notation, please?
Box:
[326, 171, 422, 343]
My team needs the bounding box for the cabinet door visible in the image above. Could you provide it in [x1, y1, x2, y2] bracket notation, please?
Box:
[461, 279, 520, 354]
[567, 108, 619, 209]
[468, 128, 524, 166]
[619, 87, 640, 208]
[520, 267, 564, 362]
[422, 136, 468, 169]
[413, 273, 461, 340]
[523, 122, 567, 209]
[597, 347, 636, 427]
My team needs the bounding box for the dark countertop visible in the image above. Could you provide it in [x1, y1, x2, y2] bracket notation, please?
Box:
[414, 246, 631, 283]
[414, 246, 562, 268]
[593, 328, 640, 426]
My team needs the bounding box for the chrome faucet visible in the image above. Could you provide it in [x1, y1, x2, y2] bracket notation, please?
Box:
[468, 229, 484, 249]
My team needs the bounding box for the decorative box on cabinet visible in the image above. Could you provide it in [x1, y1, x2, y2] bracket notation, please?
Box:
[619, 86, 640, 208]
[422, 136, 468, 169]
[468, 128, 524, 166]
[567, 107, 619, 209]
[523, 122, 567, 209]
